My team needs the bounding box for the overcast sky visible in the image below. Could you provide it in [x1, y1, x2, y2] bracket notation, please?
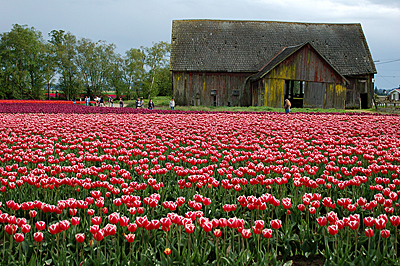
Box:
[1, 0, 399, 89]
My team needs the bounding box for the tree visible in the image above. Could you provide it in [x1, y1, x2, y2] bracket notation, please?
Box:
[123, 48, 146, 99]
[141, 41, 171, 98]
[0, 24, 48, 99]
[48, 30, 79, 100]
[107, 55, 125, 98]
[153, 64, 172, 96]
[75, 38, 117, 97]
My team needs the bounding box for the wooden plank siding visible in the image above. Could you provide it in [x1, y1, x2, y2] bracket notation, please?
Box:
[173, 72, 252, 106]
[253, 44, 347, 109]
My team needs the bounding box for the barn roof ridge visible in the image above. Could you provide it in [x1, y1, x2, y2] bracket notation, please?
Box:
[173, 19, 361, 26]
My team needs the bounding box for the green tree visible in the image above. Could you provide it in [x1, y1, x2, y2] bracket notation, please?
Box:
[123, 48, 146, 99]
[141, 41, 171, 98]
[48, 30, 79, 100]
[107, 55, 125, 98]
[0, 24, 48, 99]
[75, 38, 117, 97]
[154, 64, 172, 96]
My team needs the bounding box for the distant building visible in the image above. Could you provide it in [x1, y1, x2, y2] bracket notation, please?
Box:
[171, 20, 376, 109]
[389, 88, 400, 101]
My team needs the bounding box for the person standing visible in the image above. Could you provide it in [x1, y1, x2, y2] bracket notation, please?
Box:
[169, 97, 175, 110]
[119, 97, 124, 108]
[99, 96, 104, 107]
[284, 99, 291, 114]
[135, 98, 141, 108]
[140, 98, 144, 108]
[148, 99, 155, 110]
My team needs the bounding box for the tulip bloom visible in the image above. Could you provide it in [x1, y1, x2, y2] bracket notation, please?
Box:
[48, 223, 60, 235]
[5, 224, 17, 235]
[241, 229, 251, 239]
[21, 224, 31, 234]
[91, 216, 101, 225]
[36, 221, 46, 231]
[365, 228, 374, 237]
[270, 219, 282, 230]
[75, 233, 85, 243]
[317, 216, 327, 227]
[125, 233, 136, 243]
[93, 230, 104, 241]
[34, 232, 44, 242]
[164, 248, 171, 255]
[380, 229, 390, 239]
[262, 228, 273, 238]
[328, 225, 339, 235]
[184, 223, 195, 234]
[14, 233, 24, 242]
[213, 229, 222, 238]
[71, 217, 81, 226]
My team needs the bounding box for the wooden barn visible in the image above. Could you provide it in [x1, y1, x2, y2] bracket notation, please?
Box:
[170, 20, 377, 109]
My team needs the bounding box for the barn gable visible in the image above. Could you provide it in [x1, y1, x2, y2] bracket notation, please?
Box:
[250, 42, 348, 109]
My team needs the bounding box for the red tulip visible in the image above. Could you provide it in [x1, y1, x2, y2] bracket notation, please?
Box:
[91, 216, 101, 225]
[75, 233, 85, 243]
[34, 232, 44, 242]
[5, 224, 17, 235]
[390, 216, 400, 227]
[93, 230, 104, 241]
[365, 228, 374, 237]
[59, 220, 70, 231]
[29, 210, 37, 218]
[48, 223, 60, 235]
[14, 233, 24, 242]
[297, 204, 305, 212]
[125, 233, 136, 243]
[262, 228, 273, 238]
[317, 216, 327, 227]
[328, 225, 338, 235]
[270, 219, 282, 230]
[241, 229, 251, 239]
[213, 229, 222, 237]
[184, 223, 195, 234]
[21, 224, 31, 234]
[374, 218, 386, 230]
[127, 223, 138, 233]
[90, 225, 99, 234]
[71, 217, 81, 226]
[119, 216, 129, 227]
[36, 221, 46, 231]
[349, 220, 359, 231]
[380, 229, 390, 239]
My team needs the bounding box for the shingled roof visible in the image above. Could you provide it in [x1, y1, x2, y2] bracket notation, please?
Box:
[170, 20, 377, 76]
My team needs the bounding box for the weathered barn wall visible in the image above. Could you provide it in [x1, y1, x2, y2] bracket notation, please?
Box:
[303, 83, 346, 109]
[345, 74, 374, 109]
[173, 72, 252, 106]
[253, 44, 347, 109]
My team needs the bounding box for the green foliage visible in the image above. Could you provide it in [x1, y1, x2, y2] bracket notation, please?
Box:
[0, 24, 49, 99]
[1, 25, 172, 100]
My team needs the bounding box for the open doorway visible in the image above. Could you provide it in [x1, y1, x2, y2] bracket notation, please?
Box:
[284, 80, 304, 108]
[360, 93, 368, 109]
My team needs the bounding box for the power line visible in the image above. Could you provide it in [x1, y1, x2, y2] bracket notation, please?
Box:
[375, 59, 400, 65]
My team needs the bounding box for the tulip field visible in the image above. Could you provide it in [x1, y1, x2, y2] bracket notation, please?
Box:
[1, 103, 400, 265]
